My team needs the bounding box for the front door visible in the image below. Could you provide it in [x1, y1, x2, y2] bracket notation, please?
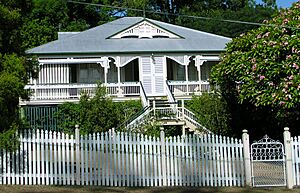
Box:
[140, 56, 165, 96]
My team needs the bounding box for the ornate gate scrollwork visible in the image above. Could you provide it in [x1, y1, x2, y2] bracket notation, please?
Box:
[251, 135, 286, 187]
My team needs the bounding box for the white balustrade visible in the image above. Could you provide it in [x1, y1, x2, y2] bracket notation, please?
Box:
[24, 82, 140, 101]
[167, 81, 211, 96]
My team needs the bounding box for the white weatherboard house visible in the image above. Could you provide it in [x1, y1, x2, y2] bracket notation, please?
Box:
[24, 17, 230, 133]
[24, 17, 231, 107]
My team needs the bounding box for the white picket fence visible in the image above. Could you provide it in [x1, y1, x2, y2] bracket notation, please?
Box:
[0, 129, 244, 186]
[292, 136, 300, 186]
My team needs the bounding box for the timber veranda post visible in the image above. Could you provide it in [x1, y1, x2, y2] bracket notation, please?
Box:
[242, 129, 252, 187]
[75, 125, 80, 185]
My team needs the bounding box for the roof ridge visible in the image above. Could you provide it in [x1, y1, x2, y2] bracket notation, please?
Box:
[147, 18, 231, 40]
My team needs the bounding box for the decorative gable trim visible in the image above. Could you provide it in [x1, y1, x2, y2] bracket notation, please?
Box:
[109, 19, 182, 39]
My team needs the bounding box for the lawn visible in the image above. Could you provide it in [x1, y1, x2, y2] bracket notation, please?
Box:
[0, 186, 298, 193]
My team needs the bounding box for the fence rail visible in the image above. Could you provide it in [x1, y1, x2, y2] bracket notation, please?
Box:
[0, 129, 244, 186]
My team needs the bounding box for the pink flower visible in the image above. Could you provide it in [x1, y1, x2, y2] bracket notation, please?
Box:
[269, 41, 277, 46]
[292, 47, 299, 53]
[283, 18, 289, 24]
[257, 34, 262, 39]
[292, 63, 299, 69]
[263, 32, 271, 37]
[286, 55, 292, 59]
[259, 75, 265, 80]
[282, 88, 288, 93]
[252, 64, 257, 71]
[251, 58, 257, 63]
[279, 101, 285, 106]
[288, 75, 294, 80]
[282, 28, 288, 33]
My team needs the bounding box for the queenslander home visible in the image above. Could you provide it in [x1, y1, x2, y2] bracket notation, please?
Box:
[23, 17, 231, 133]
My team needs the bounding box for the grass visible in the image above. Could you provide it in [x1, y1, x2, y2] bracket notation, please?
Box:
[0, 186, 298, 193]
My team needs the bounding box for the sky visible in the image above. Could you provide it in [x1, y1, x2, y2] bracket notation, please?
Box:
[276, 0, 298, 8]
[257, 0, 298, 8]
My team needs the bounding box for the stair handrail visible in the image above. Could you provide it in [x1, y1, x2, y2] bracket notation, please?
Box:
[126, 108, 154, 130]
[179, 107, 212, 134]
[140, 81, 149, 107]
[116, 105, 151, 131]
[165, 80, 176, 103]
[165, 80, 178, 115]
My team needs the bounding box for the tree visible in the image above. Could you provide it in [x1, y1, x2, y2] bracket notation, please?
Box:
[0, 1, 38, 150]
[175, 1, 277, 38]
[0, 0, 32, 54]
[0, 54, 38, 150]
[211, 2, 300, 137]
[21, 18, 57, 50]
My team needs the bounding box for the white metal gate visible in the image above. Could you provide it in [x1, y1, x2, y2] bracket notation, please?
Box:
[251, 135, 286, 187]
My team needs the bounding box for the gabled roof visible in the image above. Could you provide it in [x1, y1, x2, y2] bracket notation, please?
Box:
[108, 19, 182, 39]
[26, 17, 231, 55]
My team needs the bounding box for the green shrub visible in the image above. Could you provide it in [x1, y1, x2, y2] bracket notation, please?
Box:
[187, 92, 231, 135]
[56, 84, 142, 134]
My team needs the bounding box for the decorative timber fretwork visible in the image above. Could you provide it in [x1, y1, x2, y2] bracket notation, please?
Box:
[109, 20, 181, 39]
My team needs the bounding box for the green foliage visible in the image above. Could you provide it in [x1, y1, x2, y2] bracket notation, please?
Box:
[56, 102, 80, 134]
[187, 93, 231, 136]
[210, 2, 300, 137]
[21, 19, 57, 50]
[56, 84, 142, 134]
[0, 1, 39, 150]
[175, 4, 277, 38]
[137, 118, 161, 137]
[31, 0, 68, 27]
[0, 123, 20, 152]
[0, 0, 30, 54]
[0, 54, 38, 131]
[134, 118, 182, 138]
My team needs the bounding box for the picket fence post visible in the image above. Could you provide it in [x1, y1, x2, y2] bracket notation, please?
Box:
[160, 127, 167, 186]
[75, 125, 80, 185]
[284, 127, 293, 189]
[242, 130, 251, 187]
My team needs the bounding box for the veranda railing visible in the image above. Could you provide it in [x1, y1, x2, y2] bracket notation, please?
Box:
[24, 82, 140, 101]
[167, 81, 210, 96]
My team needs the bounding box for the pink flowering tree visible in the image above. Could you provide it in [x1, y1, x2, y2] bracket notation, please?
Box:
[211, 2, 300, 135]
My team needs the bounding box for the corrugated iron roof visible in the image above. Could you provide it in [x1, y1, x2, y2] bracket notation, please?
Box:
[26, 17, 231, 55]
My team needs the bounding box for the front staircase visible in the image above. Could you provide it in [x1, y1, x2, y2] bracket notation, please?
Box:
[118, 81, 212, 135]
[120, 98, 212, 135]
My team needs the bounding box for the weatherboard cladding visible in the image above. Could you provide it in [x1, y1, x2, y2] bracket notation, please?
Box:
[26, 17, 231, 55]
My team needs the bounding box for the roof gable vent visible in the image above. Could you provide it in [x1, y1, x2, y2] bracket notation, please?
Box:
[109, 20, 181, 39]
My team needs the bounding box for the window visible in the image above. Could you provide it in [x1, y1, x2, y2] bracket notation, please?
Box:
[78, 64, 103, 83]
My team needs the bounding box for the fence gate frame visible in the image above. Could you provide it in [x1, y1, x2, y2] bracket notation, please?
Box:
[250, 135, 286, 187]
